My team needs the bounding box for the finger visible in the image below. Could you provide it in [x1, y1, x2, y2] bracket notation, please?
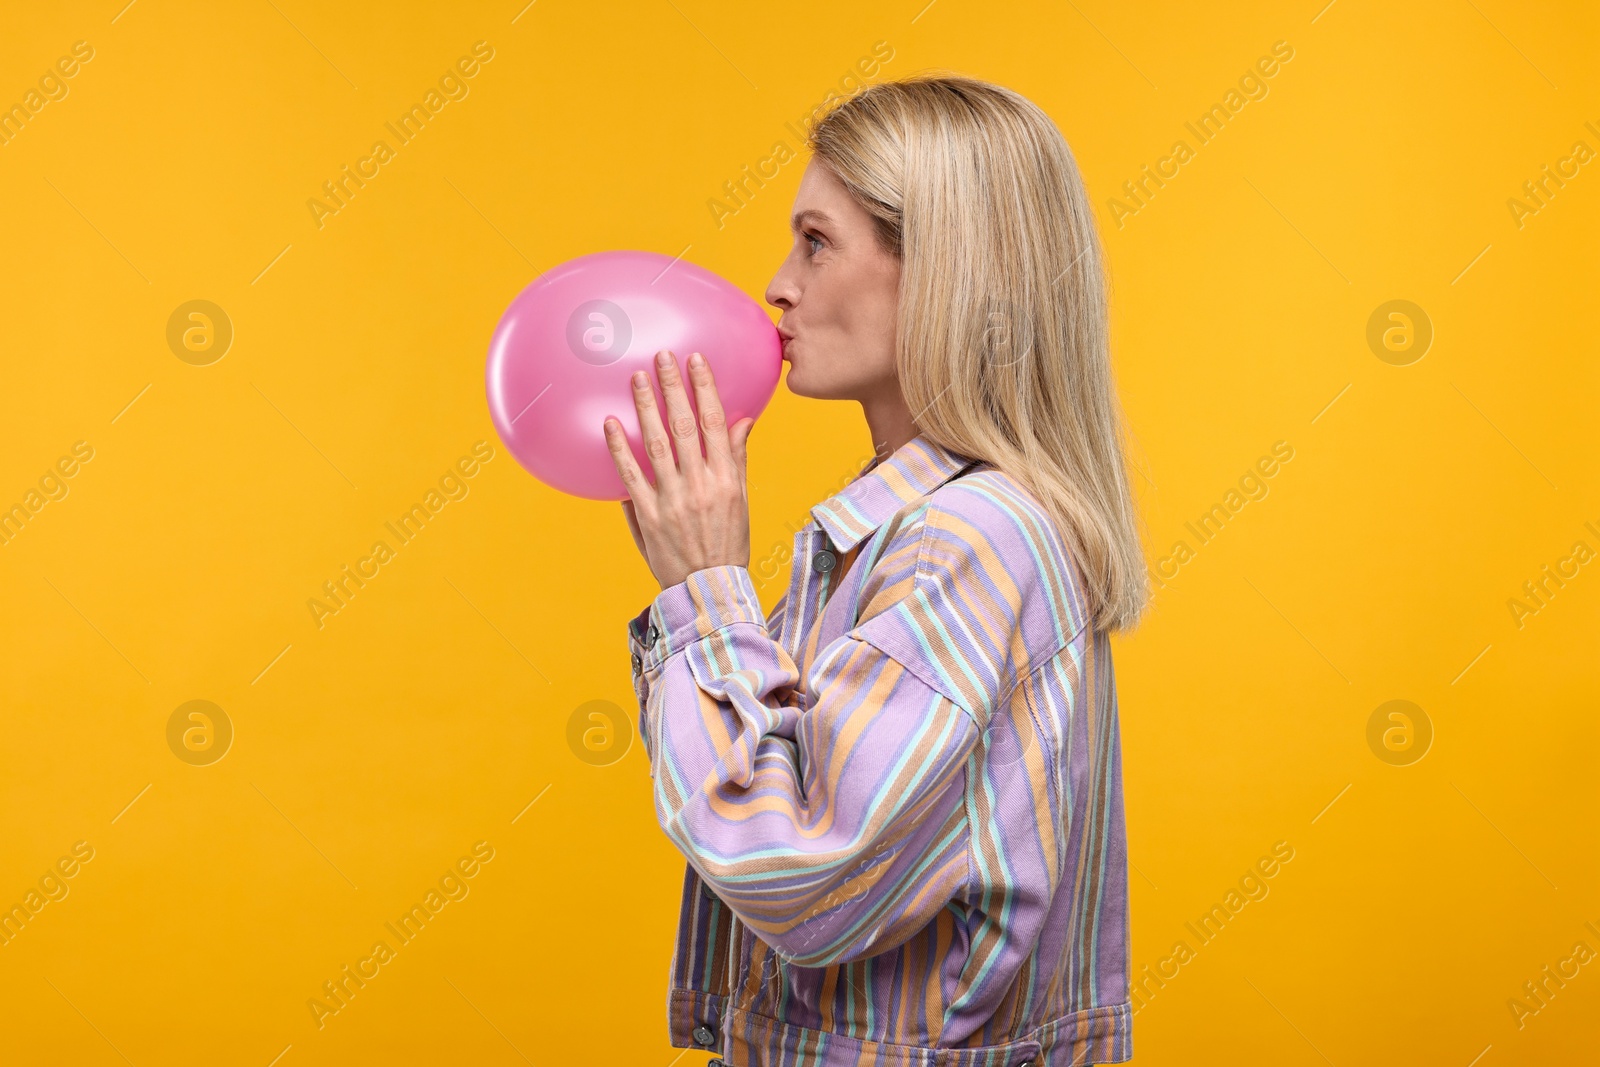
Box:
[631, 358, 677, 490]
[686, 351, 735, 477]
[653, 349, 705, 486]
[604, 416, 654, 505]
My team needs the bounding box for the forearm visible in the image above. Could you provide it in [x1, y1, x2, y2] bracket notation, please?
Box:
[631, 564, 980, 965]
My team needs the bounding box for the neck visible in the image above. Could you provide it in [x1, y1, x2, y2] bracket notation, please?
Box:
[860, 389, 918, 464]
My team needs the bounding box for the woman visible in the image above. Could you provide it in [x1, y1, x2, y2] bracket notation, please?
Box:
[608, 74, 1147, 1067]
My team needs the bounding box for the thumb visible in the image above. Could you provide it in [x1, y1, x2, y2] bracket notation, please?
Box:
[733, 418, 756, 464]
[620, 498, 646, 555]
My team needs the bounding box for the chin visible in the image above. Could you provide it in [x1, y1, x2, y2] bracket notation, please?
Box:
[782, 363, 815, 398]
[782, 347, 867, 401]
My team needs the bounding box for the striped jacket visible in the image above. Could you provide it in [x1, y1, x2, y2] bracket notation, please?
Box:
[627, 432, 1132, 1066]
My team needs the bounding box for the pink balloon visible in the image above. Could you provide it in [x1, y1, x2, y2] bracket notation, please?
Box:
[485, 250, 781, 501]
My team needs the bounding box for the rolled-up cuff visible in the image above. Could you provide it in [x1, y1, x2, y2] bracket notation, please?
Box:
[641, 565, 766, 673]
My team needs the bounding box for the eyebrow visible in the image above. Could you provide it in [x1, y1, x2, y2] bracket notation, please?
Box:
[790, 209, 835, 232]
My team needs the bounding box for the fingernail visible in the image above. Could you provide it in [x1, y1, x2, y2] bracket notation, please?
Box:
[689, 352, 704, 368]
[632, 370, 647, 386]
[657, 350, 672, 365]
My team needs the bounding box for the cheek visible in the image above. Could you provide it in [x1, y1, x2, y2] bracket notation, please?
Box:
[855, 262, 900, 341]
[804, 273, 849, 336]
[801, 254, 899, 357]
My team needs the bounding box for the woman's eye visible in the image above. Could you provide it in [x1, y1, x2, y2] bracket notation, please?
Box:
[805, 232, 823, 254]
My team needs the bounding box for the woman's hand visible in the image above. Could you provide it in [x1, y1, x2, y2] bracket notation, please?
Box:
[606, 349, 756, 592]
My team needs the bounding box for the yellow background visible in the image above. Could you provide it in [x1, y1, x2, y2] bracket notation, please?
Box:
[1, 0, 1595, 1063]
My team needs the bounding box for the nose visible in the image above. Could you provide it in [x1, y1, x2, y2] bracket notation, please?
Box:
[765, 254, 798, 312]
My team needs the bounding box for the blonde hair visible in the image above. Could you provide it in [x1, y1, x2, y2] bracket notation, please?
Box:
[808, 74, 1149, 632]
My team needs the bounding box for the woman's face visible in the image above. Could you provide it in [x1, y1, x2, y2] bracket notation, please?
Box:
[764, 159, 901, 401]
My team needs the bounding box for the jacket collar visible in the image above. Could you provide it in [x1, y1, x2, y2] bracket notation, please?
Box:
[809, 432, 982, 553]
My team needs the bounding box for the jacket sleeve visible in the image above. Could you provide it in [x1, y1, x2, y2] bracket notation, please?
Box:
[627, 507, 1009, 967]
[627, 604, 655, 762]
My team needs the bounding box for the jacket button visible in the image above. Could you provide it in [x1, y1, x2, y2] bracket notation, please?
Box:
[692, 1024, 717, 1046]
[646, 624, 660, 644]
[811, 548, 837, 573]
[631, 653, 642, 674]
